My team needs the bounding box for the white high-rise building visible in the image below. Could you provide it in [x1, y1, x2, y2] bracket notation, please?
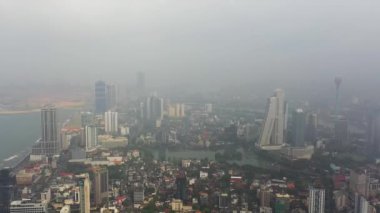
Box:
[309, 188, 325, 213]
[85, 126, 98, 151]
[105, 111, 118, 134]
[258, 89, 286, 150]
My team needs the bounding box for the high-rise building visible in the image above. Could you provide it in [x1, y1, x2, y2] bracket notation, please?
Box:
[133, 183, 145, 204]
[93, 167, 108, 207]
[260, 187, 272, 207]
[334, 117, 348, 145]
[308, 188, 325, 213]
[85, 126, 98, 152]
[354, 193, 376, 213]
[143, 95, 164, 124]
[81, 112, 94, 128]
[104, 111, 118, 134]
[32, 105, 58, 156]
[292, 109, 306, 147]
[168, 103, 185, 118]
[95, 81, 107, 114]
[77, 174, 91, 213]
[367, 109, 380, 154]
[106, 84, 117, 110]
[176, 171, 187, 201]
[137, 72, 145, 92]
[0, 168, 14, 213]
[306, 113, 318, 144]
[258, 89, 286, 150]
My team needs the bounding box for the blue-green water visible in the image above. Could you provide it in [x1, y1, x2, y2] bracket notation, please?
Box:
[0, 109, 78, 161]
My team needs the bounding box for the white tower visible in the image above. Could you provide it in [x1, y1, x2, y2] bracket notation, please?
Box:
[104, 111, 118, 134]
[258, 89, 286, 150]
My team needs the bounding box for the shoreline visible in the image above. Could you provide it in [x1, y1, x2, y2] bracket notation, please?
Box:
[0, 106, 83, 115]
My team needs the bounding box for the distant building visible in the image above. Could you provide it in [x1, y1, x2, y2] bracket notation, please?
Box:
[219, 193, 229, 210]
[32, 105, 59, 156]
[306, 113, 318, 144]
[260, 187, 272, 207]
[0, 168, 14, 213]
[334, 117, 348, 145]
[104, 111, 118, 134]
[258, 89, 286, 150]
[93, 167, 109, 207]
[205, 103, 213, 113]
[106, 84, 117, 110]
[77, 174, 91, 213]
[292, 108, 306, 147]
[95, 81, 107, 114]
[308, 188, 325, 213]
[176, 171, 187, 201]
[143, 95, 164, 125]
[354, 193, 376, 213]
[10, 200, 47, 213]
[137, 72, 145, 95]
[349, 169, 370, 197]
[81, 112, 94, 127]
[85, 125, 98, 151]
[367, 108, 380, 154]
[168, 103, 185, 118]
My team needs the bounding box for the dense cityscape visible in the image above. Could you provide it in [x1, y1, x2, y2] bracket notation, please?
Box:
[0, 73, 379, 213]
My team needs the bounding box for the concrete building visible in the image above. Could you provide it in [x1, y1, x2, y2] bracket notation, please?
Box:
[354, 193, 376, 213]
[95, 81, 107, 114]
[93, 167, 109, 207]
[334, 117, 349, 145]
[292, 108, 306, 147]
[104, 111, 118, 134]
[133, 184, 144, 204]
[0, 168, 14, 212]
[258, 89, 286, 150]
[85, 125, 98, 152]
[32, 105, 58, 156]
[143, 95, 164, 124]
[367, 108, 380, 154]
[77, 174, 91, 213]
[168, 103, 185, 118]
[349, 169, 370, 197]
[308, 188, 325, 213]
[106, 84, 117, 110]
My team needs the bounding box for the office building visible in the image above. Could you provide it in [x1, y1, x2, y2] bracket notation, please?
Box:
[93, 167, 109, 206]
[368, 109, 380, 154]
[95, 81, 107, 114]
[85, 125, 98, 152]
[105, 111, 118, 134]
[77, 174, 91, 213]
[176, 171, 187, 201]
[0, 168, 14, 213]
[32, 105, 58, 156]
[143, 95, 164, 124]
[354, 193, 376, 213]
[10, 200, 47, 213]
[106, 84, 117, 110]
[308, 188, 325, 213]
[334, 117, 348, 145]
[306, 113, 318, 144]
[292, 108, 306, 147]
[259, 89, 286, 150]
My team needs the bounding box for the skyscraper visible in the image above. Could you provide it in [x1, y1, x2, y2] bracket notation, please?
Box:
[0, 168, 14, 213]
[85, 126, 98, 152]
[32, 105, 58, 156]
[143, 95, 164, 124]
[259, 89, 286, 150]
[334, 117, 348, 145]
[95, 81, 107, 114]
[93, 167, 108, 207]
[77, 174, 91, 213]
[306, 113, 318, 144]
[106, 84, 117, 110]
[292, 108, 306, 147]
[368, 109, 380, 154]
[104, 111, 118, 134]
[137, 72, 145, 91]
[309, 188, 325, 213]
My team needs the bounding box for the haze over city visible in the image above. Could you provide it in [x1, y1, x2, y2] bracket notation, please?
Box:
[1, 1, 380, 213]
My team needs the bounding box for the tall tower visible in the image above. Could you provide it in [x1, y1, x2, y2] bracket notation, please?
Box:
[334, 77, 342, 116]
[367, 108, 380, 154]
[77, 174, 91, 213]
[95, 81, 107, 114]
[106, 84, 117, 110]
[93, 167, 109, 207]
[0, 168, 14, 213]
[259, 89, 286, 149]
[85, 125, 98, 152]
[137, 72, 146, 96]
[292, 108, 306, 147]
[33, 105, 58, 156]
[104, 111, 118, 134]
[309, 188, 325, 213]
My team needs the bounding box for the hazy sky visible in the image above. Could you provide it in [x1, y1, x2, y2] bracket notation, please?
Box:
[0, 0, 379, 95]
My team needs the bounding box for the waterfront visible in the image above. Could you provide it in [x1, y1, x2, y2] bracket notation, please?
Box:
[0, 109, 79, 162]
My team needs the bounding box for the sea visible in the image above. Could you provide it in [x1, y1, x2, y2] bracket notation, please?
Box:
[0, 109, 78, 162]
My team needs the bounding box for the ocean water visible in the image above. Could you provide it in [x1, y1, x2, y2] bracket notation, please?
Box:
[0, 109, 78, 161]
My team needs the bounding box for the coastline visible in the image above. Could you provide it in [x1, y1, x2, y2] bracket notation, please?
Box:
[0, 109, 41, 115]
